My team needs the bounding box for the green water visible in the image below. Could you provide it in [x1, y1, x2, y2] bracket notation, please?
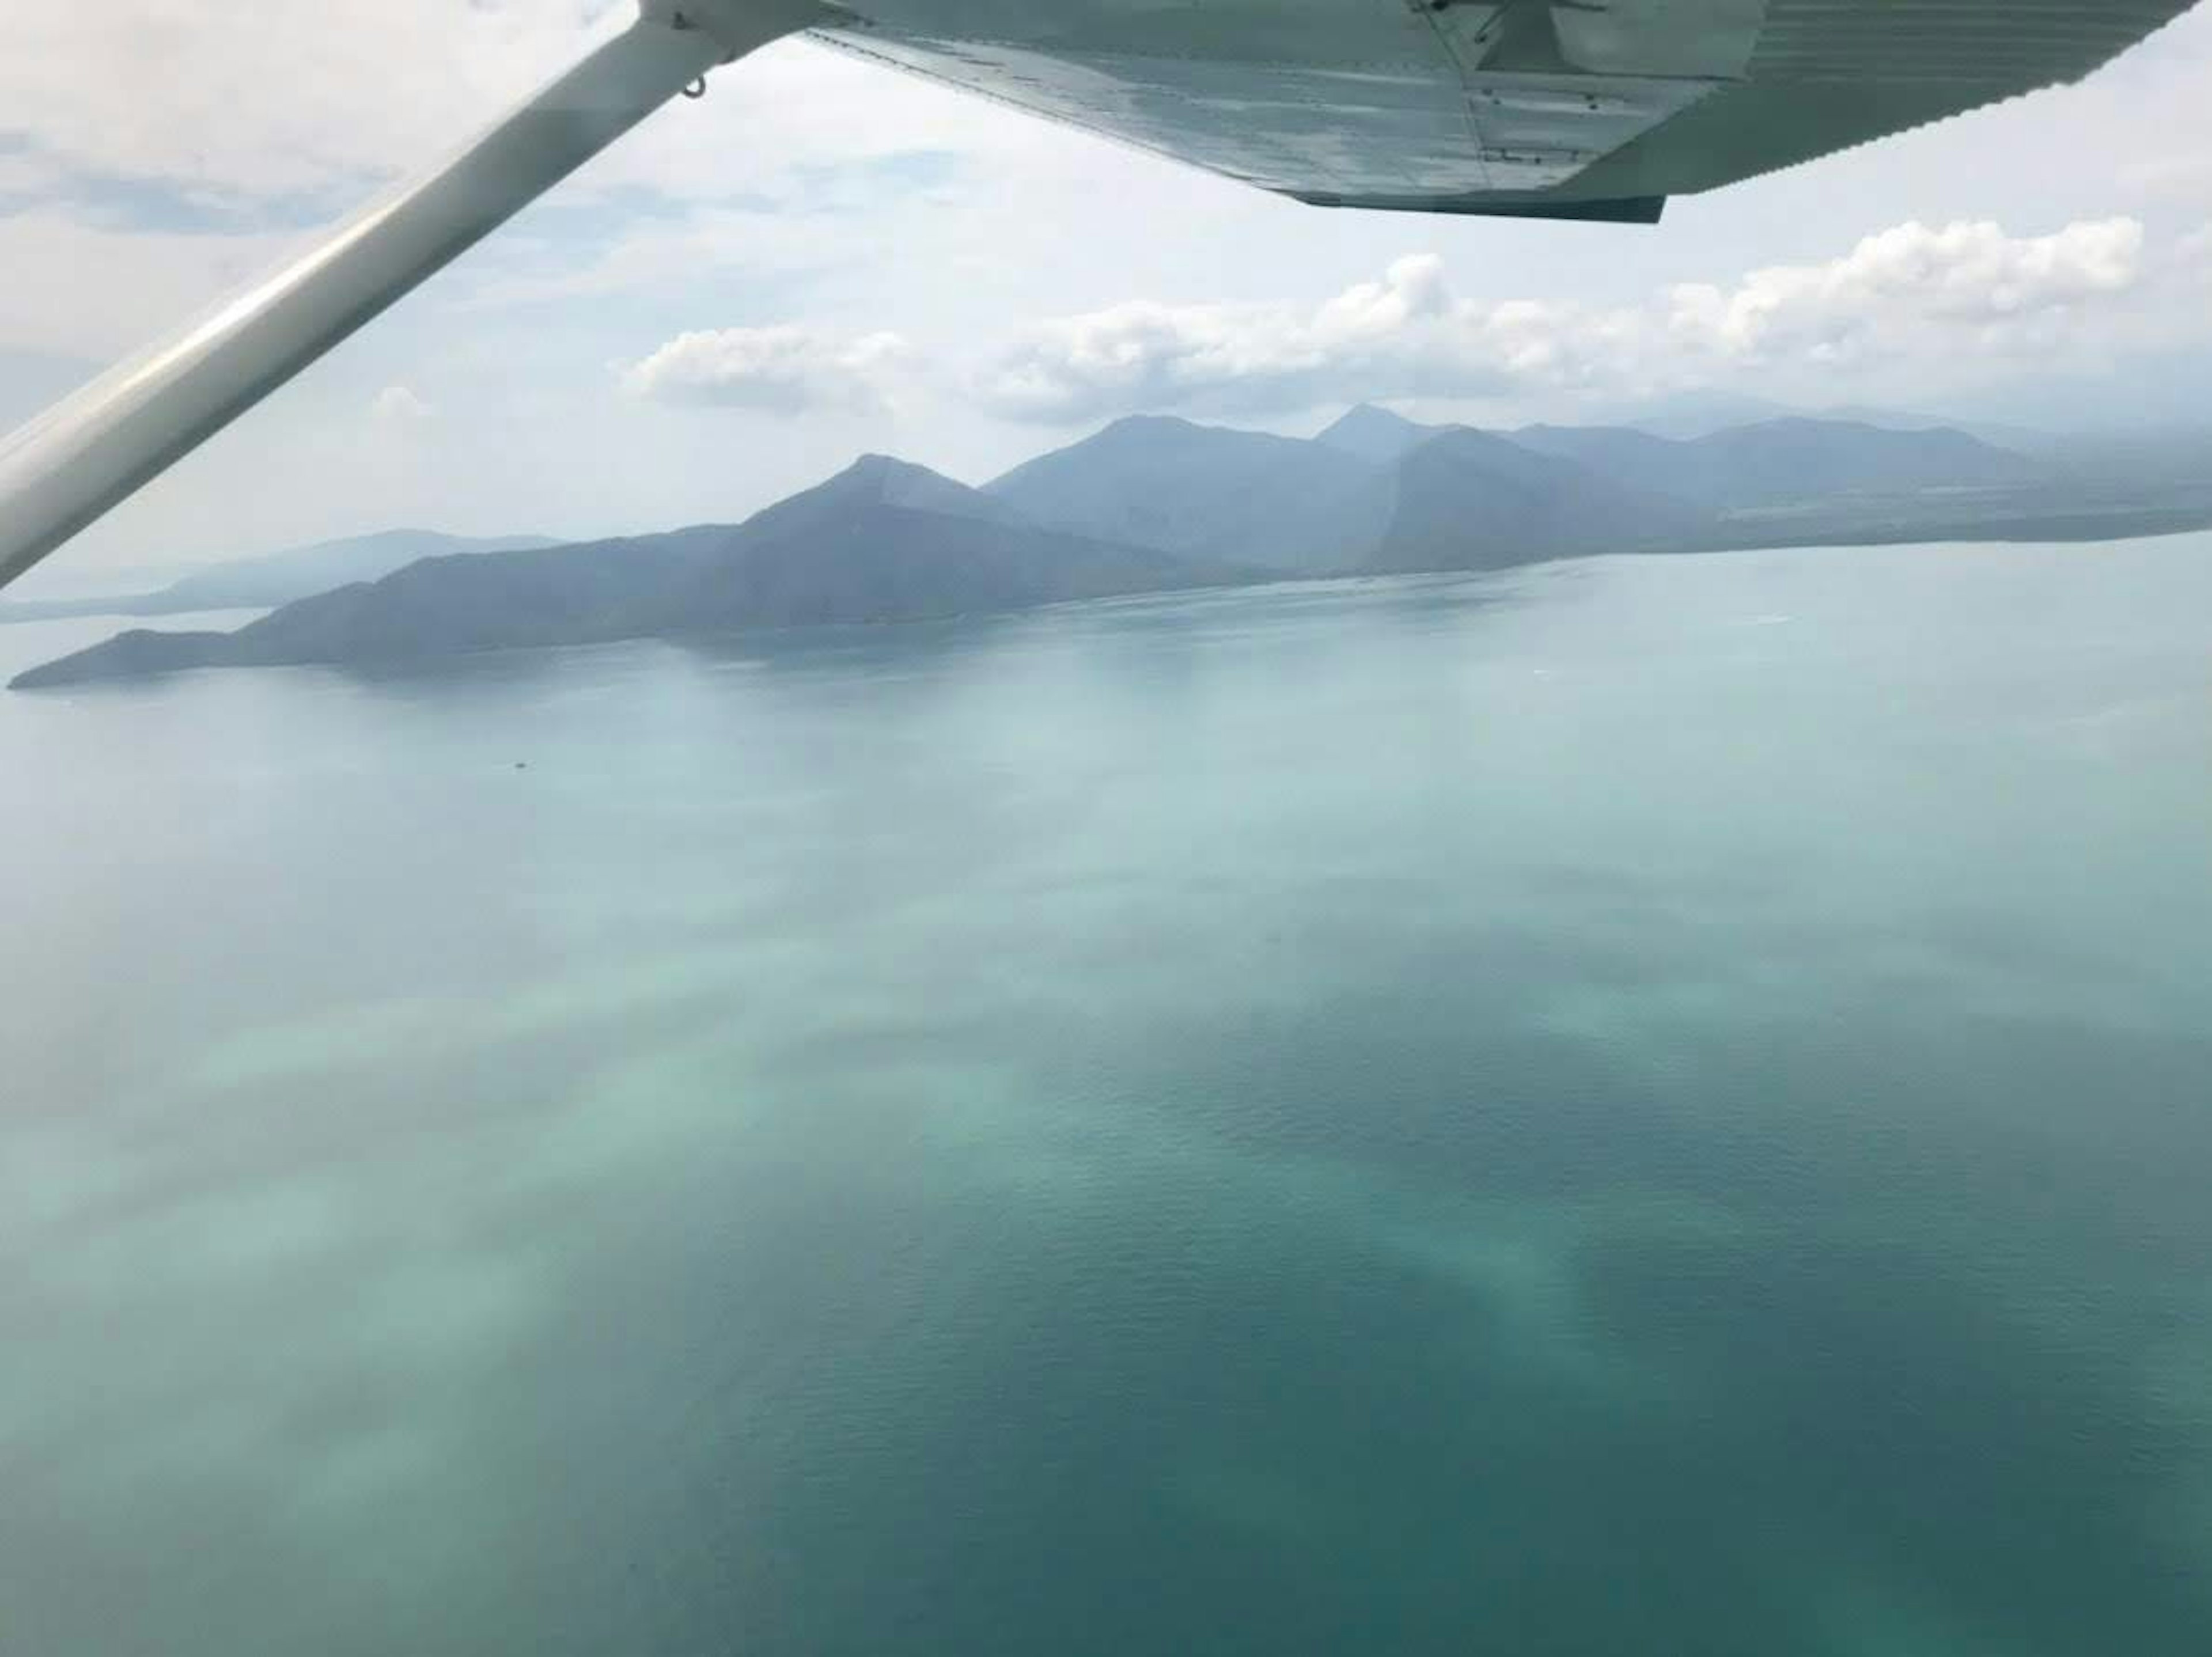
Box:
[3, 540, 2210, 1655]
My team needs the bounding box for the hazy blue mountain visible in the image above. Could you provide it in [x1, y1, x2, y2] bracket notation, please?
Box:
[13, 409, 2122, 691]
[14, 459, 1241, 688]
[1505, 424, 1718, 502]
[2035, 423, 2212, 490]
[1600, 388, 1801, 439]
[1372, 428, 1710, 574]
[637, 455, 1234, 635]
[1510, 418, 2039, 507]
[986, 414, 1392, 573]
[0, 529, 560, 623]
[1601, 389, 2048, 451]
[1313, 404, 1442, 465]
[1818, 403, 2053, 450]
[1688, 418, 2039, 503]
[1329, 409, 2039, 517]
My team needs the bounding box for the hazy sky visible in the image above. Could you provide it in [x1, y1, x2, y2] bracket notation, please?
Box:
[5, 1, 2211, 579]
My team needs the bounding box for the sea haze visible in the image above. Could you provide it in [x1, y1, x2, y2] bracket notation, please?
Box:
[2, 537, 2210, 1655]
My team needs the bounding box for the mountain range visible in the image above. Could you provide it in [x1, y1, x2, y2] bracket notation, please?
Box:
[0, 529, 560, 623]
[16, 405, 2202, 689]
[13, 459, 1237, 687]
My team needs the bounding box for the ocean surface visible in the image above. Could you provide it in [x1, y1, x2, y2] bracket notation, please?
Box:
[3, 539, 2210, 1656]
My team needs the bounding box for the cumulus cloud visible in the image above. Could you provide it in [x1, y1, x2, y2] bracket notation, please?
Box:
[621, 325, 914, 413]
[1665, 218, 2143, 363]
[979, 218, 2158, 422]
[977, 256, 1635, 421]
[368, 385, 434, 423]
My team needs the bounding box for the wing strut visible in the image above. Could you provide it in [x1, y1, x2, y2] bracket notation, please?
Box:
[0, 1, 819, 593]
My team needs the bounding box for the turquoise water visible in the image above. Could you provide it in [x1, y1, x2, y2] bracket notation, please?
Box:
[3, 540, 2210, 1655]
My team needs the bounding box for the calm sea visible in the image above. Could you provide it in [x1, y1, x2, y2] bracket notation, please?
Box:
[3, 540, 2210, 1656]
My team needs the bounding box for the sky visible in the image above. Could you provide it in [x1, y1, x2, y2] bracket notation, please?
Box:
[4, 0, 2211, 582]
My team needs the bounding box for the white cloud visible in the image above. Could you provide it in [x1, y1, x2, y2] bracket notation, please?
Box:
[976, 256, 1603, 421]
[1665, 218, 2144, 364]
[0, 2, 624, 203]
[369, 384, 434, 423]
[621, 325, 914, 412]
[979, 218, 2162, 422]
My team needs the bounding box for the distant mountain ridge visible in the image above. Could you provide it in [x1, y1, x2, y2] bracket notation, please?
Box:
[986, 414, 1392, 574]
[1372, 426, 1706, 573]
[0, 529, 561, 623]
[990, 405, 2048, 571]
[1314, 404, 1442, 465]
[14, 458, 1242, 688]
[22, 405, 2172, 691]
[1587, 389, 2051, 450]
[1508, 417, 2040, 507]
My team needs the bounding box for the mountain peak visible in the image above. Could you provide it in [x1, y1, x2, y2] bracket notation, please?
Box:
[1100, 413, 1200, 433]
[1316, 404, 1437, 463]
[812, 453, 994, 517]
[984, 409, 1394, 572]
[1081, 414, 1215, 453]
[830, 451, 934, 489]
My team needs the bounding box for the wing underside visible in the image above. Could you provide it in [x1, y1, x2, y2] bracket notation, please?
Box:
[811, 0, 2195, 218]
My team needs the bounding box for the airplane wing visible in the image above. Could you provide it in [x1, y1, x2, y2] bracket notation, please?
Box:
[0, 0, 2196, 591]
[809, 0, 2195, 219]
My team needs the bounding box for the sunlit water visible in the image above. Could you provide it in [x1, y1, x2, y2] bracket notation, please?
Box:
[3, 541, 2210, 1656]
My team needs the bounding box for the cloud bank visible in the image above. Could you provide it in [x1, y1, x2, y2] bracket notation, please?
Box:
[622, 325, 914, 413]
[978, 218, 2154, 422]
[1665, 217, 2143, 362]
